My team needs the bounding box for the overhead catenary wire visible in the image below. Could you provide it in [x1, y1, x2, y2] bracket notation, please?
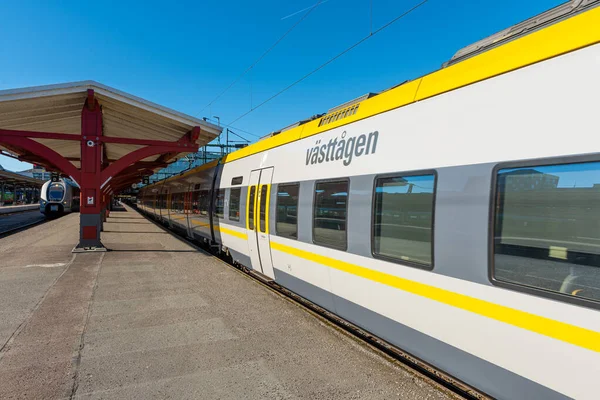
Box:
[203, 117, 262, 139]
[227, 0, 429, 126]
[197, 0, 326, 116]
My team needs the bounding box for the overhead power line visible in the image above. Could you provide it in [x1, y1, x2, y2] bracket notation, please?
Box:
[203, 117, 262, 140]
[281, 0, 330, 21]
[219, 123, 261, 139]
[198, 0, 325, 116]
[227, 0, 429, 126]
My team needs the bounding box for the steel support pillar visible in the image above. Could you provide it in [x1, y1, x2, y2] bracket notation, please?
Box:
[0, 93, 201, 251]
[74, 92, 106, 251]
[0, 182, 4, 206]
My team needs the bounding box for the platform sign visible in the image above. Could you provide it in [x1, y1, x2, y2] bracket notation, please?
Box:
[50, 172, 60, 182]
[142, 176, 150, 185]
[87, 196, 94, 205]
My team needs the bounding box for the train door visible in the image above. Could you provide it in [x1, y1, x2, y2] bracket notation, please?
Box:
[166, 191, 172, 225]
[245, 167, 275, 279]
[184, 186, 193, 237]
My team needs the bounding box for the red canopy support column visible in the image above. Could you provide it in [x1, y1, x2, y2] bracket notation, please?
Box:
[74, 90, 105, 251]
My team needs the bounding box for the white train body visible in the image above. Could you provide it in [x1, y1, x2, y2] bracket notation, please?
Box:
[139, 4, 600, 399]
[40, 179, 80, 215]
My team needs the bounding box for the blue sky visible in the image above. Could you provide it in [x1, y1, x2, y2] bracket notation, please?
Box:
[0, 0, 564, 172]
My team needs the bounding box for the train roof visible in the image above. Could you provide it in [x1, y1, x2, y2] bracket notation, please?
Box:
[222, 0, 600, 164]
[141, 159, 219, 190]
[141, 0, 600, 190]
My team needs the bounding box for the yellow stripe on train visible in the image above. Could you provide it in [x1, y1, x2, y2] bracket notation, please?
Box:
[270, 241, 600, 353]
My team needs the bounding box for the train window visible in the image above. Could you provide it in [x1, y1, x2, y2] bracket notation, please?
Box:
[248, 186, 256, 230]
[192, 191, 199, 213]
[229, 188, 241, 221]
[173, 193, 184, 212]
[493, 161, 600, 303]
[373, 174, 435, 268]
[259, 185, 269, 233]
[214, 189, 225, 219]
[313, 180, 348, 250]
[48, 183, 64, 202]
[276, 183, 299, 239]
[196, 190, 210, 216]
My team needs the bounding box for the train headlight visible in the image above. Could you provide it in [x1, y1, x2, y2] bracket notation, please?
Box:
[63, 201, 67, 204]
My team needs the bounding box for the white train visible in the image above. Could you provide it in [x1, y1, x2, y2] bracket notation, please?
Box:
[139, 2, 600, 399]
[40, 179, 80, 216]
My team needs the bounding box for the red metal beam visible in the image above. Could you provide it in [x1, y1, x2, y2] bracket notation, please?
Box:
[106, 162, 166, 183]
[0, 129, 81, 141]
[100, 144, 196, 186]
[0, 128, 201, 148]
[87, 89, 95, 111]
[0, 135, 80, 182]
[156, 151, 178, 164]
[102, 135, 199, 148]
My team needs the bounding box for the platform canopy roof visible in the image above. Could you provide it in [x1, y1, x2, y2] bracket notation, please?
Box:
[0, 169, 45, 187]
[0, 81, 221, 170]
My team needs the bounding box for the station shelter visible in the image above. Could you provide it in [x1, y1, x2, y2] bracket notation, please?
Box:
[0, 81, 221, 250]
[0, 168, 45, 205]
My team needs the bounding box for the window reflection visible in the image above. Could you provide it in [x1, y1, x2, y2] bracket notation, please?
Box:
[494, 161, 600, 302]
[373, 174, 435, 267]
[276, 183, 299, 239]
[214, 189, 225, 219]
[313, 180, 348, 249]
[229, 188, 241, 221]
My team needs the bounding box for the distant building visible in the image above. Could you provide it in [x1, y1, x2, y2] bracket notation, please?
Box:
[18, 164, 51, 181]
[498, 169, 559, 191]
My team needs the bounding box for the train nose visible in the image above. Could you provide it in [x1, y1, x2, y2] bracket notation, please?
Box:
[45, 203, 64, 214]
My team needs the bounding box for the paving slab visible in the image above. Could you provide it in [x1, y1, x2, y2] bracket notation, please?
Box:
[0, 206, 454, 400]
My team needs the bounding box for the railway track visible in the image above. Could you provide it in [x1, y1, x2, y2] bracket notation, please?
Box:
[135, 207, 490, 400]
[0, 211, 47, 237]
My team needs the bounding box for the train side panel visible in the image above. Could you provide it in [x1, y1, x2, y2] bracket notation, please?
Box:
[214, 42, 600, 399]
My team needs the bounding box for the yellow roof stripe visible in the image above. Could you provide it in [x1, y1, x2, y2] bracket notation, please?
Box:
[144, 159, 219, 189]
[271, 241, 600, 353]
[224, 6, 600, 163]
[416, 5, 600, 100]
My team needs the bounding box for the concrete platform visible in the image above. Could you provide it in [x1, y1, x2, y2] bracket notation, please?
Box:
[0, 204, 39, 214]
[0, 206, 453, 400]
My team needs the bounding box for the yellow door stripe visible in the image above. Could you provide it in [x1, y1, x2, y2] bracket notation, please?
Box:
[218, 226, 248, 240]
[189, 218, 248, 239]
[270, 241, 600, 353]
[253, 185, 259, 231]
[246, 185, 255, 230]
[260, 183, 271, 234]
